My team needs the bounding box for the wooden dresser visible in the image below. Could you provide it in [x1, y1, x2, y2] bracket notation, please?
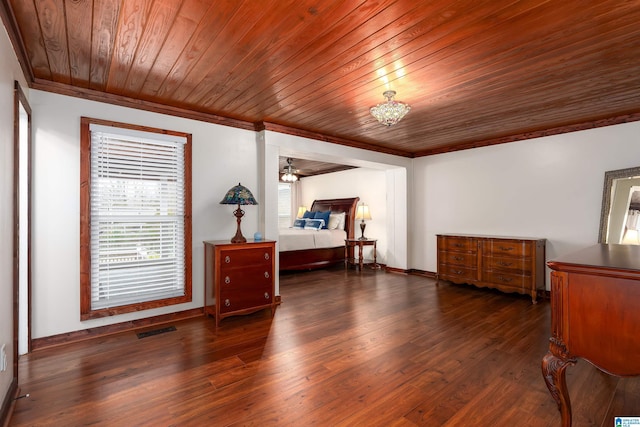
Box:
[203, 240, 276, 326]
[437, 234, 546, 303]
[543, 244, 640, 426]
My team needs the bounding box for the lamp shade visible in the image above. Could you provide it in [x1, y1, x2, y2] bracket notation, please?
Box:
[220, 183, 258, 206]
[297, 206, 308, 218]
[355, 204, 372, 221]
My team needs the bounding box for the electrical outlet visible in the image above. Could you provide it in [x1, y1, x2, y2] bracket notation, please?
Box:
[0, 344, 6, 372]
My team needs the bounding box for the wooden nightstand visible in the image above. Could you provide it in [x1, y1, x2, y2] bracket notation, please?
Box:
[345, 238, 380, 270]
[203, 240, 276, 326]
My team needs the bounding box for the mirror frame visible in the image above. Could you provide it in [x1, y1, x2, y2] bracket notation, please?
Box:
[598, 166, 640, 243]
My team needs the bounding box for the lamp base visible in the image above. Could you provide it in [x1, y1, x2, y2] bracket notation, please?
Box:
[359, 221, 367, 240]
[231, 234, 246, 244]
[231, 206, 246, 244]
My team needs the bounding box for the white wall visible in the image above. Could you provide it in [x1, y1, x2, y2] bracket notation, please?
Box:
[0, 21, 30, 415]
[301, 168, 388, 263]
[411, 121, 640, 287]
[30, 90, 260, 338]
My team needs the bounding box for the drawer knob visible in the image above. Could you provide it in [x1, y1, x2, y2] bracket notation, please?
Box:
[497, 276, 513, 283]
[499, 247, 513, 251]
[264, 271, 270, 279]
[264, 292, 270, 299]
[224, 276, 231, 284]
[453, 270, 463, 275]
[454, 243, 463, 247]
[264, 252, 270, 260]
[453, 256, 463, 261]
[224, 299, 231, 307]
[224, 255, 231, 263]
[497, 261, 513, 267]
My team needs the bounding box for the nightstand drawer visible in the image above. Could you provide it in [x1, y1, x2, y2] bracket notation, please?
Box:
[219, 265, 273, 289]
[219, 247, 273, 268]
[219, 286, 273, 314]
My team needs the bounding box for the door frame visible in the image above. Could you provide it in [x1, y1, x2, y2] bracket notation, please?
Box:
[13, 80, 32, 379]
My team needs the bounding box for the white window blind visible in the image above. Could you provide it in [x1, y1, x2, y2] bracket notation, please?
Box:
[278, 183, 292, 228]
[89, 124, 186, 310]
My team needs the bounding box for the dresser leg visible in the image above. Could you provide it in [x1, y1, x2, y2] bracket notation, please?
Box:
[542, 350, 575, 427]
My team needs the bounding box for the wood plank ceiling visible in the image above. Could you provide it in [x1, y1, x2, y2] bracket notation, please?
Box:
[278, 157, 355, 179]
[2, 0, 640, 157]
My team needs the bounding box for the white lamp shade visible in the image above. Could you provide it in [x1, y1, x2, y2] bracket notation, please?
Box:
[355, 204, 372, 221]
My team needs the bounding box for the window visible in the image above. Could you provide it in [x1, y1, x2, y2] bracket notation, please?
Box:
[80, 118, 192, 320]
[278, 183, 292, 228]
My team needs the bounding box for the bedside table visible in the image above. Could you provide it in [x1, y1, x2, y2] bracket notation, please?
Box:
[345, 238, 380, 270]
[203, 240, 276, 327]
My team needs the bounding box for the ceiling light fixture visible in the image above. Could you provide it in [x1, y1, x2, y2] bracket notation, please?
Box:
[281, 158, 298, 182]
[370, 90, 410, 126]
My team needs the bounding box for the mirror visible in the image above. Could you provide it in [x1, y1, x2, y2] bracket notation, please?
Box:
[599, 166, 640, 244]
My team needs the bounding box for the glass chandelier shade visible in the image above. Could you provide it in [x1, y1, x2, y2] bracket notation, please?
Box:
[281, 158, 298, 182]
[370, 90, 411, 127]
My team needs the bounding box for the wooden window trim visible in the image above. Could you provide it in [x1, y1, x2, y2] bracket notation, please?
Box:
[80, 117, 192, 320]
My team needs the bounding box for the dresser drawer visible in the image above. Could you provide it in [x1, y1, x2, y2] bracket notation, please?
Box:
[219, 265, 273, 289]
[440, 236, 477, 253]
[483, 255, 531, 275]
[218, 247, 273, 268]
[482, 240, 531, 257]
[483, 271, 530, 289]
[440, 251, 477, 267]
[219, 285, 273, 314]
[439, 264, 478, 282]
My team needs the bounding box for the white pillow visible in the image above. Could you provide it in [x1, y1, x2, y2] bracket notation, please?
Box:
[328, 213, 341, 230]
[329, 212, 346, 230]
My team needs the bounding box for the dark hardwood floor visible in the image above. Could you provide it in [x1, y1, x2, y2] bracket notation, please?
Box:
[8, 266, 640, 426]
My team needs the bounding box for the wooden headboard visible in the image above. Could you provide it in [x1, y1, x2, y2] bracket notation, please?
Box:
[310, 197, 360, 240]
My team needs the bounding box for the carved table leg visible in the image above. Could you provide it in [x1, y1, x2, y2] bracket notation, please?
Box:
[542, 346, 577, 427]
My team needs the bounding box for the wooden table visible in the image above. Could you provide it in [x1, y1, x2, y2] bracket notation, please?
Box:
[345, 238, 379, 270]
[542, 244, 640, 426]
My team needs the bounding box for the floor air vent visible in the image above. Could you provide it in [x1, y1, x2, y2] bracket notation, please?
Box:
[136, 326, 176, 339]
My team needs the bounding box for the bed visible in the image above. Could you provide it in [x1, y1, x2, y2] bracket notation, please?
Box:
[279, 197, 359, 271]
